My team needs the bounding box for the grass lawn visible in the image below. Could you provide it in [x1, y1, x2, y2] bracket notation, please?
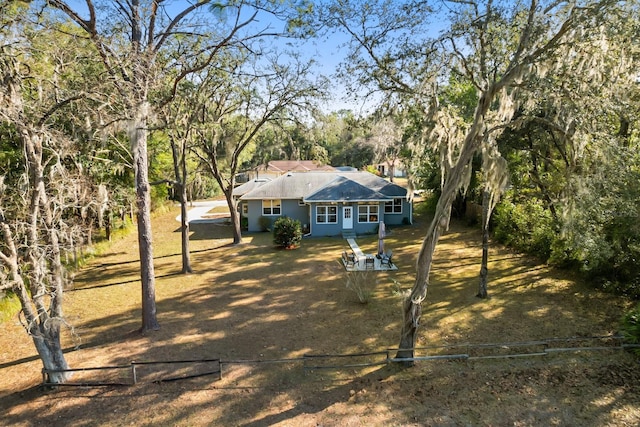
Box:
[1, 203, 639, 426]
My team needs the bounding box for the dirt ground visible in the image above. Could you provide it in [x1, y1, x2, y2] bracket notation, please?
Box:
[1, 205, 640, 426]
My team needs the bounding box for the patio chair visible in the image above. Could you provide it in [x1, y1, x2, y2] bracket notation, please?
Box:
[342, 251, 356, 268]
[381, 250, 393, 268]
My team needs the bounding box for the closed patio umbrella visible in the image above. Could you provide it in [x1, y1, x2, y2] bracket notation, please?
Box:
[377, 221, 386, 256]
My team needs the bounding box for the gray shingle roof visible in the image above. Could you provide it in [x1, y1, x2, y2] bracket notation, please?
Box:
[239, 172, 336, 200]
[232, 178, 271, 198]
[304, 176, 389, 202]
[239, 171, 407, 202]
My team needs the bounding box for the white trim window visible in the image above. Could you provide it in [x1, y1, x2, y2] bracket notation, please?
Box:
[262, 199, 281, 215]
[316, 205, 337, 224]
[242, 203, 248, 216]
[358, 204, 379, 223]
[384, 198, 403, 214]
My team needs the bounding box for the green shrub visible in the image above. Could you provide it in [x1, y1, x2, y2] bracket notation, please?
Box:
[273, 216, 302, 248]
[365, 165, 381, 176]
[493, 199, 555, 260]
[621, 304, 640, 355]
[414, 191, 438, 217]
[0, 292, 21, 323]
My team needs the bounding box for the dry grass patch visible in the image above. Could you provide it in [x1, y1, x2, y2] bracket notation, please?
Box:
[1, 206, 639, 426]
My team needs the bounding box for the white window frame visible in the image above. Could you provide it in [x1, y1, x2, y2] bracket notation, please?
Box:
[242, 203, 248, 215]
[384, 198, 403, 214]
[357, 204, 379, 223]
[262, 199, 281, 216]
[316, 205, 338, 224]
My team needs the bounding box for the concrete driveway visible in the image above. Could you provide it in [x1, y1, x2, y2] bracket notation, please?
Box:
[175, 200, 230, 224]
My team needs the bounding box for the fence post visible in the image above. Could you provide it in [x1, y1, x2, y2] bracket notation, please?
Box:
[132, 362, 137, 384]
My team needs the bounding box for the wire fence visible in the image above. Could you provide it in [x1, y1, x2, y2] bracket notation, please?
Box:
[41, 334, 640, 388]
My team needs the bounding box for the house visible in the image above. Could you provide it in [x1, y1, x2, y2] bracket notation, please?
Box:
[233, 171, 412, 236]
[238, 160, 336, 183]
[375, 158, 407, 178]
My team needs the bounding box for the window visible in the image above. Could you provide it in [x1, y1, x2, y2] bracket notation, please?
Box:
[384, 198, 403, 214]
[316, 205, 337, 223]
[242, 203, 248, 215]
[358, 205, 379, 223]
[262, 199, 281, 215]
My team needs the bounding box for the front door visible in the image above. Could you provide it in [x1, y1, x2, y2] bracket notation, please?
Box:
[343, 206, 353, 229]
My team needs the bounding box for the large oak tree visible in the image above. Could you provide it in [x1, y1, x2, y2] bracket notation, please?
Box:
[322, 0, 621, 362]
[45, 0, 309, 331]
[0, 5, 103, 382]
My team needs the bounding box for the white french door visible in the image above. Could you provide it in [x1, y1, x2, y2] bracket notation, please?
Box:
[343, 206, 353, 229]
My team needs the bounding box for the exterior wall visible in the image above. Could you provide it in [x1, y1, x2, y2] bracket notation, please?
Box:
[245, 200, 266, 232]
[310, 202, 380, 236]
[244, 199, 309, 232]
[310, 203, 343, 237]
[376, 162, 407, 178]
[352, 202, 380, 235]
[246, 198, 412, 234]
[281, 200, 310, 230]
[381, 199, 413, 226]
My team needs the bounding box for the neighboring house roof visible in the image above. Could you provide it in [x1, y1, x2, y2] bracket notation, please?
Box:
[259, 160, 336, 173]
[232, 178, 271, 198]
[239, 171, 407, 202]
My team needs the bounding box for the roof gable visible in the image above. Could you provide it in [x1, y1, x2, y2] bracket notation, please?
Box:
[345, 172, 407, 197]
[304, 176, 389, 202]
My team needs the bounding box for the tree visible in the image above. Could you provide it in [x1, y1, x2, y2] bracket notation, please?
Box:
[192, 52, 325, 244]
[364, 113, 405, 181]
[167, 123, 195, 274]
[0, 7, 102, 383]
[493, 2, 640, 291]
[323, 0, 618, 363]
[44, 0, 310, 331]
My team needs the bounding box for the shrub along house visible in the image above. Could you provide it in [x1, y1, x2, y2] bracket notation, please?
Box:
[233, 171, 412, 236]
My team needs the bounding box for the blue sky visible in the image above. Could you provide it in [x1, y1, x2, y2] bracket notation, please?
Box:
[58, 0, 363, 113]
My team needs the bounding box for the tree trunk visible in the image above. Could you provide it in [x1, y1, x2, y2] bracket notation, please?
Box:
[105, 210, 112, 241]
[477, 190, 490, 299]
[2, 125, 71, 385]
[396, 205, 450, 364]
[3, 222, 72, 384]
[179, 183, 193, 274]
[171, 136, 192, 274]
[396, 90, 493, 363]
[225, 189, 243, 245]
[32, 324, 70, 384]
[132, 110, 160, 332]
[396, 149, 481, 361]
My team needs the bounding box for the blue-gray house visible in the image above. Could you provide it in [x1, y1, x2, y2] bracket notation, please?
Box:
[233, 171, 412, 236]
